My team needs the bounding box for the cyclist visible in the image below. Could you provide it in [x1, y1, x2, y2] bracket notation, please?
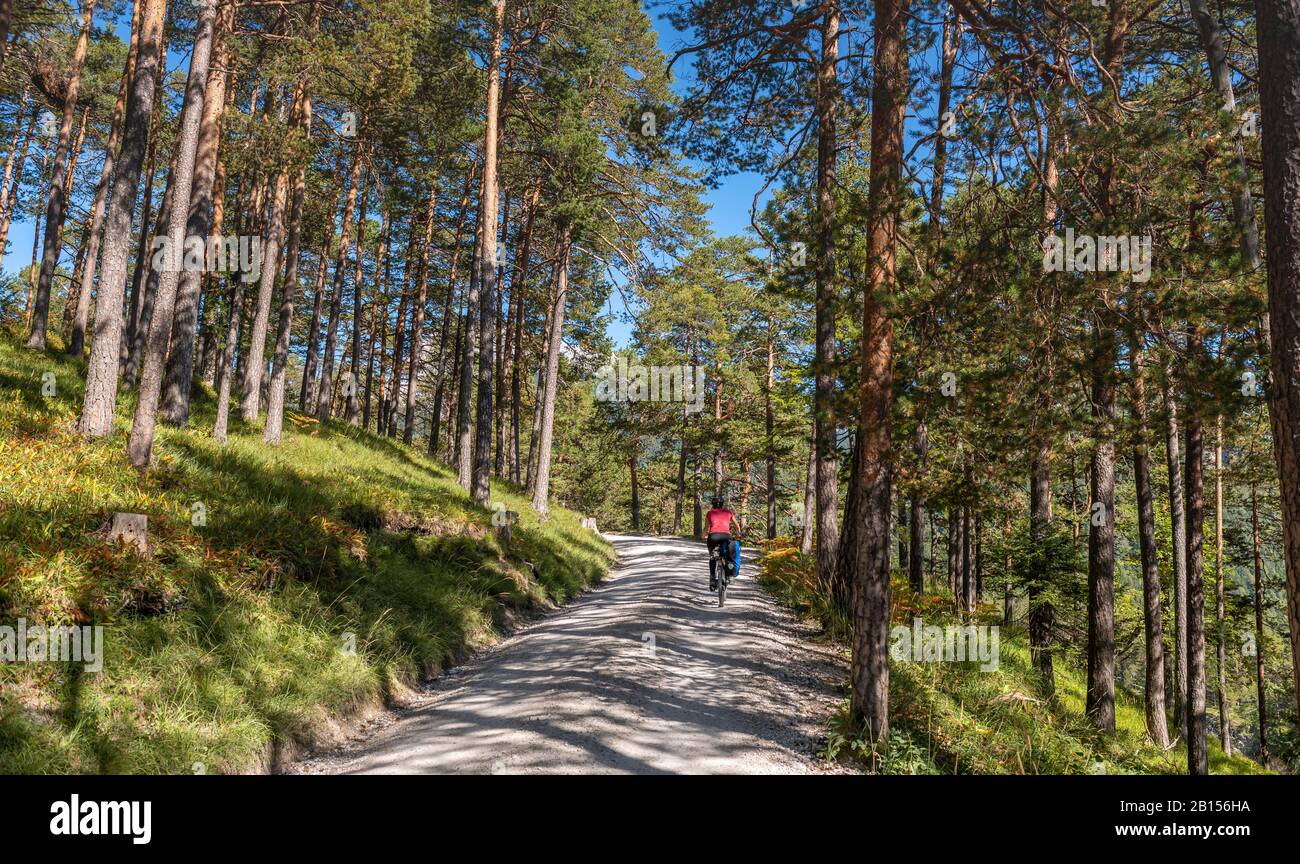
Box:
[703, 496, 740, 591]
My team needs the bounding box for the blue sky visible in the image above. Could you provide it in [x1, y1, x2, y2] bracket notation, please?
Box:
[600, 8, 770, 345]
[651, 9, 767, 241]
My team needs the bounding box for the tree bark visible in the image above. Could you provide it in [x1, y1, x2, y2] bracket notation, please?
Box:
[447, 307, 466, 459]
[849, 0, 907, 743]
[1215, 416, 1232, 753]
[674, 406, 689, 534]
[240, 169, 287, 422]
[472, 0, 506, 503]
[315, 142, 364, 422]
[1250, 484, 1268, 764]
[1003, 514, 1013, 625]
[199, 128, 231, 386]
[212, 275, 243, 443]
[343, 177, 369, 427]
[947, 508, 960, 599]
[629, 447, 640, 532]
[1133, 344, 1169, 746]
[364, 210, 389, 432]
[1165, 373, 1189, 738]
[1086, 327, 1118, 731]
[800, 429, 815, 554]
[127, 0, 219, 467]
[27, 0, 96, 351]
[159, 0, 233, 420]
[765, 311, 777, 540]
[299, 237, 330, 411]
[385, 229, 415, 436]
[897, 501, 908, 573]
[833, 433, 861, 614]
[962, 500, 974, 614]
[504, 182, 537, 477]
[494, 189, 512, 477]
[456, 209, 483, 486]
[263, 89, 312, 444]
[1186, 409, 1209, 775]
[813, 0, 840, 597]
[909, 423, 927, 594]
[121, 48, 170, 386]
[404, 184, 438, 442]
[78, 0, 167, 439]
[431, 175, 475, 456]
[530, 229, 571, 514]
[1253, 0, 1300, 737]
[1029, 448, 1055, 693]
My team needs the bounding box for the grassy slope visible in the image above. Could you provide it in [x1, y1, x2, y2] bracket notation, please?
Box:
[0, 333, 612, 774]
[758, 542, 1269, 775]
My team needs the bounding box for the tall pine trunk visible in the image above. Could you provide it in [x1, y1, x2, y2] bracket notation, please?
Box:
[1185, 408, 1209, 775]
[299, 237, 330, 411]
[1029, 450, 1055, 693]
[1086, 327, 1118, 731]
[127, 0, 219, 467]
[1253, 0, 1300, 735]
[456, 212, 483, 486]
[404, 185, 438, 443]
[27, 0, 96, 351]
[505, 183, 538, 479]
[849, 0, 907, 743]
[240, 169, 288, 422]
[78, 0, 167, 439]
[364, 211, 390, 432]
[344, 179, 369, 427]
[765, 312, 777, 540]
[472, 0, 507, 504]
[264, 87, 312, 444]
[1164, 372, 1189, 737]
[799, 429, 815, 554]
[1132, 343, 1169, 746]
[1250, 484, 1269, 764]
[1214, 417, 1232, 753]
[159, 0, 233, 422]
[812, 0, 840, 597]
[315, 142, 364, 422]
[431, 176, 475, 456]
[530, 229, 571, 514]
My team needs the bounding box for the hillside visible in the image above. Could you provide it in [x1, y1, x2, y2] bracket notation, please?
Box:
[0, 333, 612, 774]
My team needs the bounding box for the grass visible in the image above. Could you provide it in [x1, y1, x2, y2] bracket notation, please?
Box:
[757, 539, 1271, 775]
[0, 331, 613, 774]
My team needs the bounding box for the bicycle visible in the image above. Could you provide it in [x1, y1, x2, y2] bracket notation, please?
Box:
[708, 538, 736, 607]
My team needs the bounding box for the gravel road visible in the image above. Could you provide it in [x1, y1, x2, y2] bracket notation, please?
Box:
[291, 533, 845, 774]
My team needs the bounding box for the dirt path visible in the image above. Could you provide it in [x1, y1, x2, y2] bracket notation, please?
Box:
[290, 534, 845, 774]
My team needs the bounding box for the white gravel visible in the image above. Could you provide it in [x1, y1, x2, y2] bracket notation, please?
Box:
[290, 534, 846, 775]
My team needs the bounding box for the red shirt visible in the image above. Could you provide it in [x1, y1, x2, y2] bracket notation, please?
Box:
[706, 508, 734, 534]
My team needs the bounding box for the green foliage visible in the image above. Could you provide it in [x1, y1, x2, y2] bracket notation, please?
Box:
[758, 540, 1271, 775]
